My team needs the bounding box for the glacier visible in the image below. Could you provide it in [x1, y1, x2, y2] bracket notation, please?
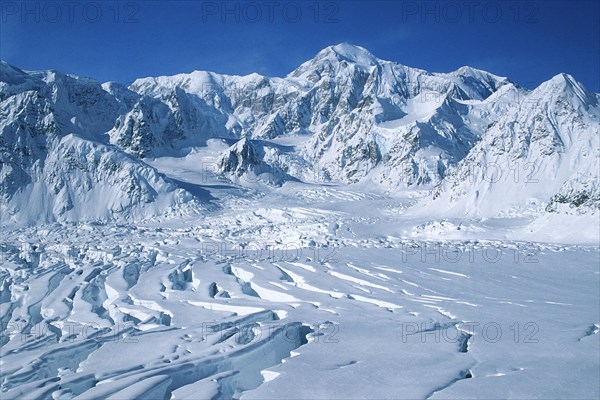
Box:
[0, 44, 598, 399]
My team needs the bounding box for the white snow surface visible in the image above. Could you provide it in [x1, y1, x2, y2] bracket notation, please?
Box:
[1, 178, 598, 399]
[1, 45, 599, 399]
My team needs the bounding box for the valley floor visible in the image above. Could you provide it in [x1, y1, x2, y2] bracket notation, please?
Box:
[1, 147, 599, 399]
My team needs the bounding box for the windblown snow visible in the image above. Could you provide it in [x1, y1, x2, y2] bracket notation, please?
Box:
[1, 44, 599, 399]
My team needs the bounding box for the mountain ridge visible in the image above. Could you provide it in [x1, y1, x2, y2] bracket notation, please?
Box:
[1, 43, 598, 224]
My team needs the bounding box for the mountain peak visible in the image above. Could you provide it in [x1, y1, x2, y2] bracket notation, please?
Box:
[453, 65, 496, 78]
[454, 65, 480, 75]
[530, 72, 596, 107]
[544, 72, 579, 88]
[448, 65, 511, 85]
[309, 43, 380, 69]
[0, 60, 30, 84]
[288, 43, 379, 79]
[321, 43, 379, 65]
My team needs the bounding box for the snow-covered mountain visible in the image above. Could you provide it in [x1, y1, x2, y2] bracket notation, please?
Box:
[1, 44, 598, 224]
[429, 73, 600, 216]
[126, 44, 521, 187]
[1, 45, 599, 400]
[0, 62, 195, 224]
[291, 44, 517, 186]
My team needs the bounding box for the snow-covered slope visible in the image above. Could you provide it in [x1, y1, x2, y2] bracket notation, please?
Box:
[124, 44, 521, 187]
[1, 185, 598, 399]
[1, 44, 598, 224]
[0, 62, 195, 225]
[428, 73, 600, 216]
[3, 134, 193, 224]
[293, 45, 516, 186]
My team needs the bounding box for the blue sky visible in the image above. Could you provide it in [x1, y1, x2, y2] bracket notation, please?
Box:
[1, 0, 599, 91]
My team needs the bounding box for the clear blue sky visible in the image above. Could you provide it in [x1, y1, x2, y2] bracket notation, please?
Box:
[1, 0, 599, 91]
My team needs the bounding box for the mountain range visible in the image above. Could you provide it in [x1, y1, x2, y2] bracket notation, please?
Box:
[1, 43, 598, 224]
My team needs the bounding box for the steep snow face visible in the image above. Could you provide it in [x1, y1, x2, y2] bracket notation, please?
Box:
[107, 94, 188, 158]
[3, 135, 193, 224]
[104, 79, 232, 157]
[124, 44, 517, 187]
[440, 66, 513, 100]
[0, 62, 195, 225]
[0, 63, 121, 141]
[428, 73, 600, 216]
[129, 71, 303, 142]
[295, 48, 517, 186]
